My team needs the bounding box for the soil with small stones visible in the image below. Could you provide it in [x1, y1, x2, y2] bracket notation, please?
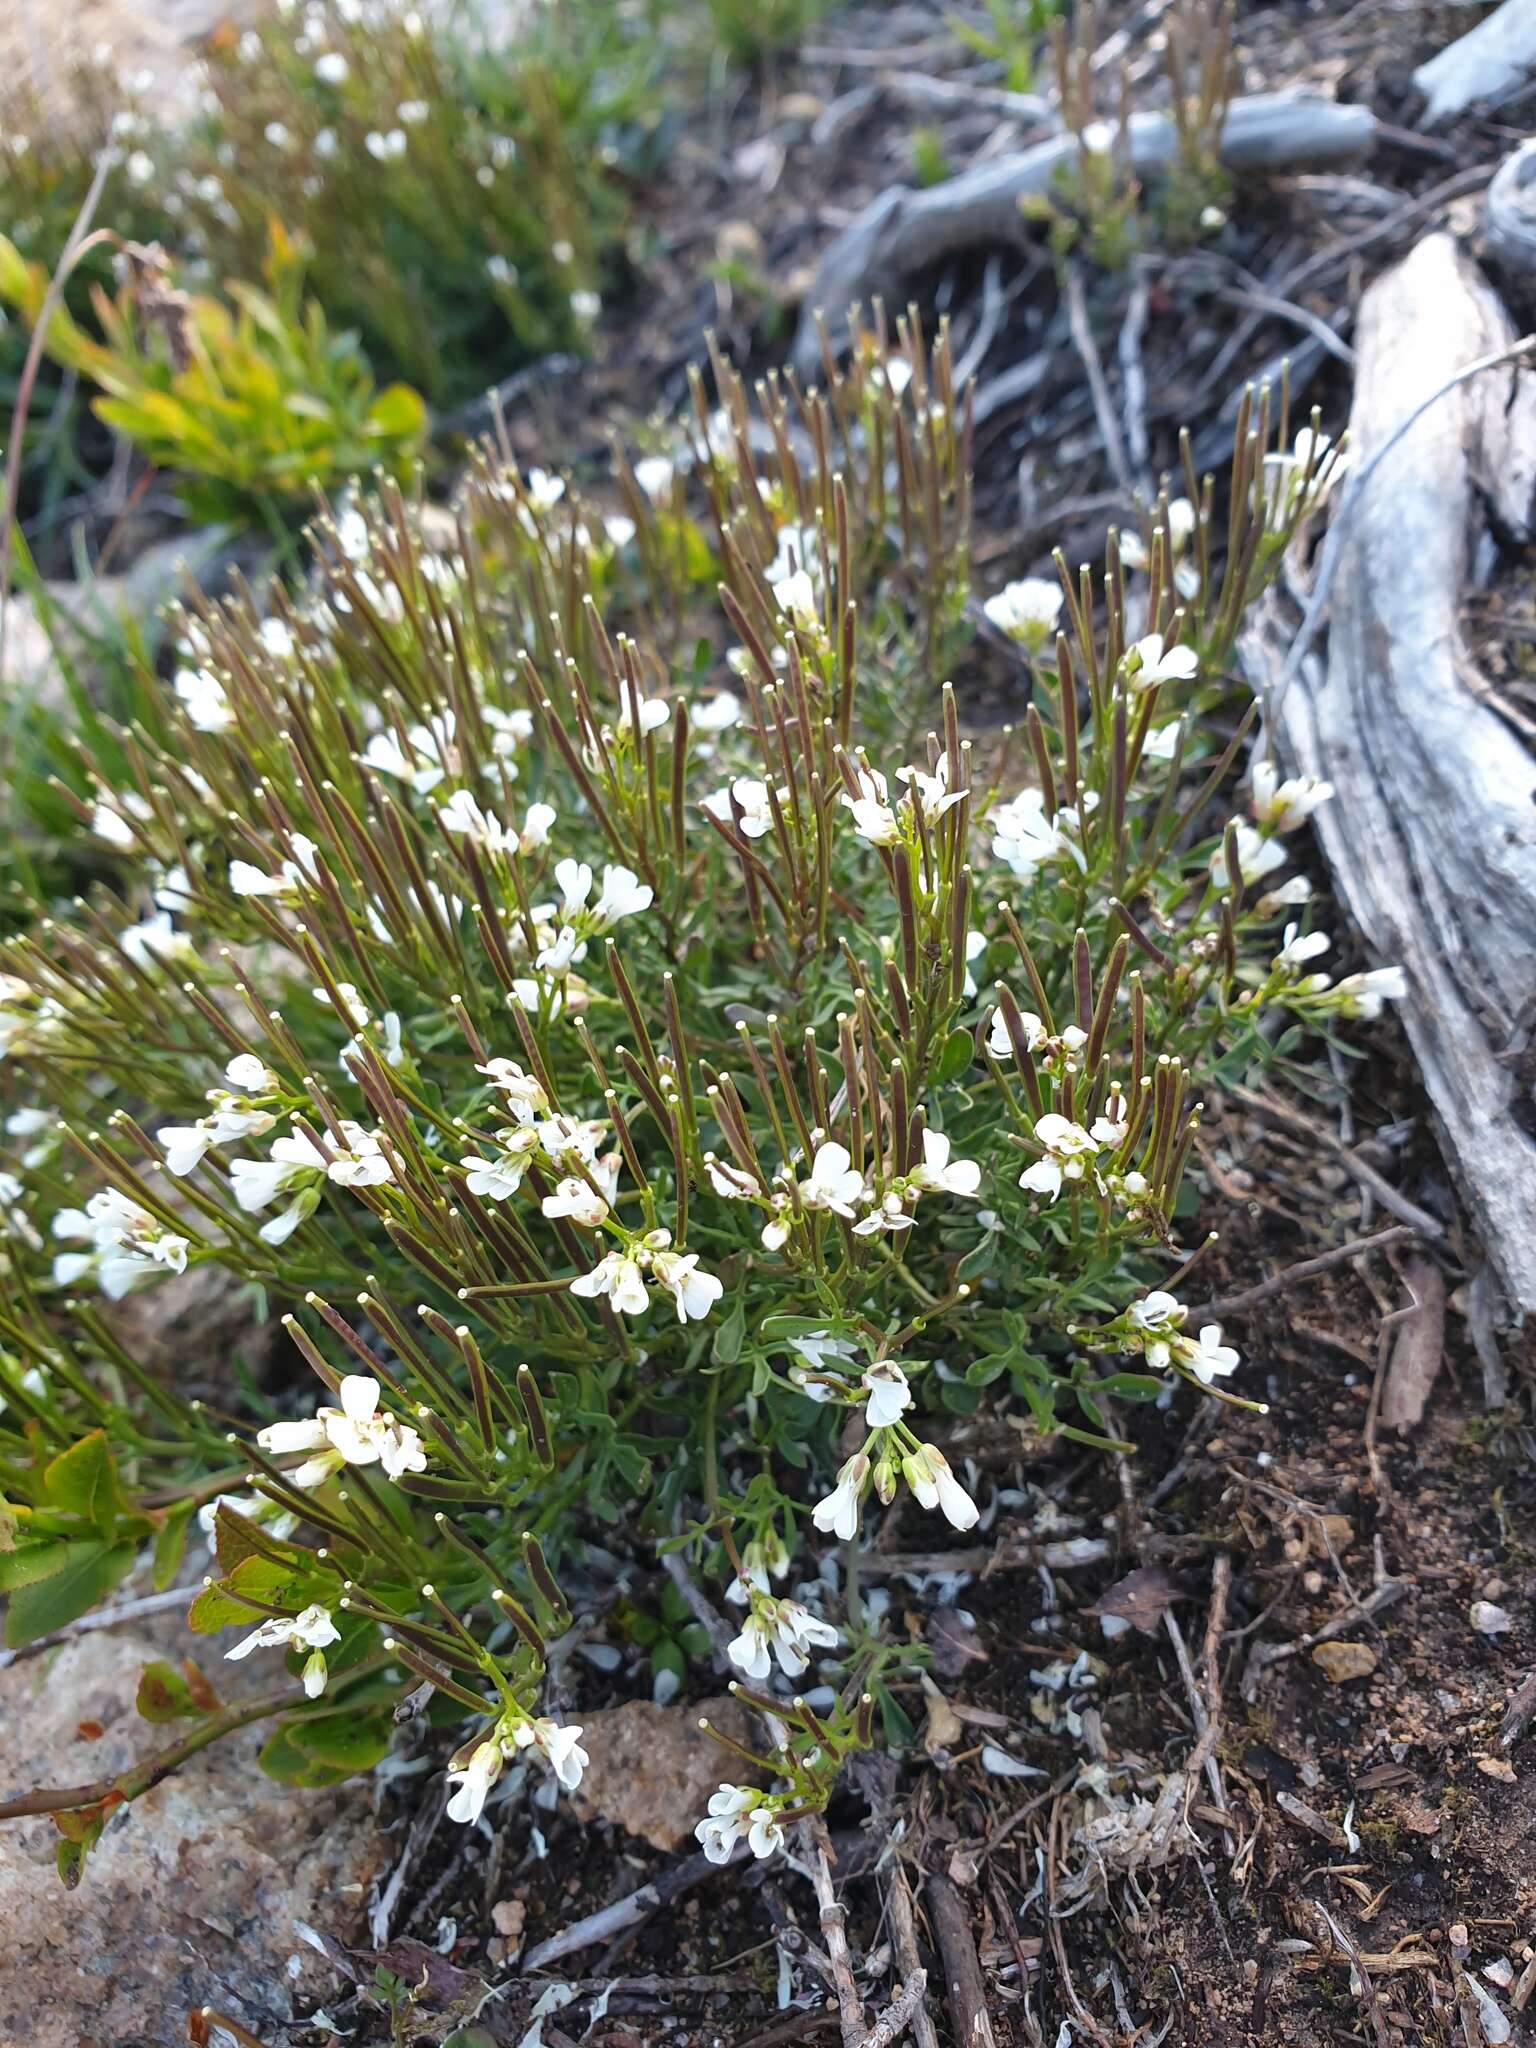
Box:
[9, 0, 1536, 2042]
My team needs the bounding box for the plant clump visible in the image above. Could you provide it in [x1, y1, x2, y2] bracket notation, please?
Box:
[0, 322, 1375, 1878]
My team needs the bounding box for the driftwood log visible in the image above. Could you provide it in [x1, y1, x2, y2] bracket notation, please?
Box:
[1486, 138, 1536, 285]
[1413, 0, 1536, 127]
[1241, 230, 1536, 1315]
[791, 94, 1377, 371]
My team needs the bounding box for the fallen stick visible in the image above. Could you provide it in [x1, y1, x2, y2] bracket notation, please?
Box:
[1413, 0, 1536, 125]
[1241, 230, 1536, 1315]
[926, 1874, 998, 2048]
[855, 1971, 929, 2048]
[1184, 1225, 1423, 1321]
[521, 1845, 740, 1970]
[791, 94, 1377, 371]
[805, 1816, 867, 2048]
[886, 1868, 940, 2048]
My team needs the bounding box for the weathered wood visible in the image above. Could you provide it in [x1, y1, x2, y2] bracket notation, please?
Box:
[1413, 0, 1536, 127]
[1486, 139, 1536, 284]
[792, 95, 1377, 371]
[1241, 232, 1536, 1314]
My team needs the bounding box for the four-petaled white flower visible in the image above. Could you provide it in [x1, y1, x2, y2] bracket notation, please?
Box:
[991, 787, 1070, 880]
[1330, 966, 1408, 1020]
[841, 764, 899, 847]
[176, 667, 233, 733]
[861, 1359, 911, 1429]
[1123, 633, 1198, 690]
[1210, 821, 1287, 887]
[703, 778, 778, 840]
[799, 1141, 867, 1220]
[1275, 924, 1330, 975]
[651, 1249, 724, 1323]
[226, 1602, 339, 1698]
[51, 1188, 189, 1299]
[775, 569, 820, 633]
[1251, 761, 1334, 832]
[983, 577, 1063, 650]
[696, 1783, 785, 1864]
[593, 864, 654, 926]
[812, 1452, 869, 1540]
[902, 1443, 979, 1530]
[514, 1715, 589, 1789]
[460, 1129, 538, 1200]
[445, 1738, 503, 1825]
[907, 1129, 982, 1199]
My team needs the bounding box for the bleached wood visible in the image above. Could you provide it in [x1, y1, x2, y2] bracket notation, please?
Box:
[1486, 139, 1536, 283]
[1413, 0, 1536, 126]
[792, 94, 1377, 371]
[1242, 233, 1536, 1314]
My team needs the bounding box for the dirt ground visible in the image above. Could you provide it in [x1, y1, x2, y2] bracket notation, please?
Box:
[5, 0, 1536, 2042]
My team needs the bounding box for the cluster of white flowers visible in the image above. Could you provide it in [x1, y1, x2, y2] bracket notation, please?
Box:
[158, 1054, 280, 1178]
[257, 1371, 427, 1486]
[706, 1126, 981, 1254]
[727, 1595, 839, 1682]
[990, 786, 1094, 882]
[1018, 1104, 1128, 1203]
[1118, 497, 1200, 597]
[1263, 427, 1344, 530]
[445, 1712, 589, 1824]
[812, 1438, 979, 1538]
[696, 1783, 786, 1863]
[840, 759, 965, 850]
[52, 1188, 190, 1299]
[983, 577, 1063, 653]
[228, 1116, 392, 1247]
[571, 1228, 723, 1322]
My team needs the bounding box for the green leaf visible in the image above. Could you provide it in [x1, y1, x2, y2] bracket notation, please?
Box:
[257, 1723, 354, 1789]
[187, 1553, 297, 1634]
[136, 1659, 202, 1723]
[4, 1540, 135, 1647]
[935, 1027, 976, 1084]
[710, 1297, 746, 1366]
[152, 1499, 197, 1592]
[367, 381, 428, 444]
[42, 1432, 113, 1530]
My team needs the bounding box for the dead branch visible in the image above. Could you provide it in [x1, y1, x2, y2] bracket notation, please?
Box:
[792, 95, 1377, 370]
[522, 1845, 740, 1970]
[1486, 138, 1536, 280]
[1413, 0, 1536, 126]
[1184, 1225, 1423, 1321]
[926, 1873, 999, 2048]
[855, 1971, 929, 2048]
[886, 1866, 941, 2048]
[804, 1815, 867, 2048]
[1242, 231, 1536, 1314]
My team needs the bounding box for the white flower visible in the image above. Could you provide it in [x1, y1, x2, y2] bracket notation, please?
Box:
[726, 1611, 773, 1681]
[771, 1599, 839, 1675]
[1123, 633, 1198, 690]
[593, 864, 653, 925]
[812, 1453, 869, 1540]
[703, 777, 777, 840]
[226, 1053, 278, 1093]
[842, 762, 901, 847]
[518, 801, 557, 852]
[571, 1248, 650, 1317]
[1251, 761, 1334, 832]
[651, 1249, 723, 1322]
[693, 690, 740, 734]
[634, 455, 675, 502]
[748, 1807, 786, 1858]
[903, 1443, 979, 1530]
[225, 1602, 338, 1697]
[460, 1130, 537, 1201]
[120, 911, 193, 968]
[1182, 1324, 1240, 1385]
[365, 127, 407, 160]
[986, 1006, 1046, 1059]
[788, 1330, 857, 1373]
[446, 1738, 503, 1825]
[861, 1359, 911, 1429]
[514, 1715, 588, 1790]
[175, 667, 233, 732]
[799, 1141, 866, 1220]
[775, 569, 820, 631]
[616, 691, 671, 736]
[1210, 822, 1287, 887]
[1256, 874, 1313, 915]
[476, 1059, 549, 1124]
[437, 788, 513, 853]
[314, 50, 348, 84]
[896, 757, 967, 821]
[984, 578, 1062, 650]
[1330, 966, 1408, 1020]
[53, 1187, 189, 1298]
[1275, 924, 1330, 973]
[705, 1155, 759, 1199]
[907, 1128, 981, 1198]
[991, 787, 1069, 880]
